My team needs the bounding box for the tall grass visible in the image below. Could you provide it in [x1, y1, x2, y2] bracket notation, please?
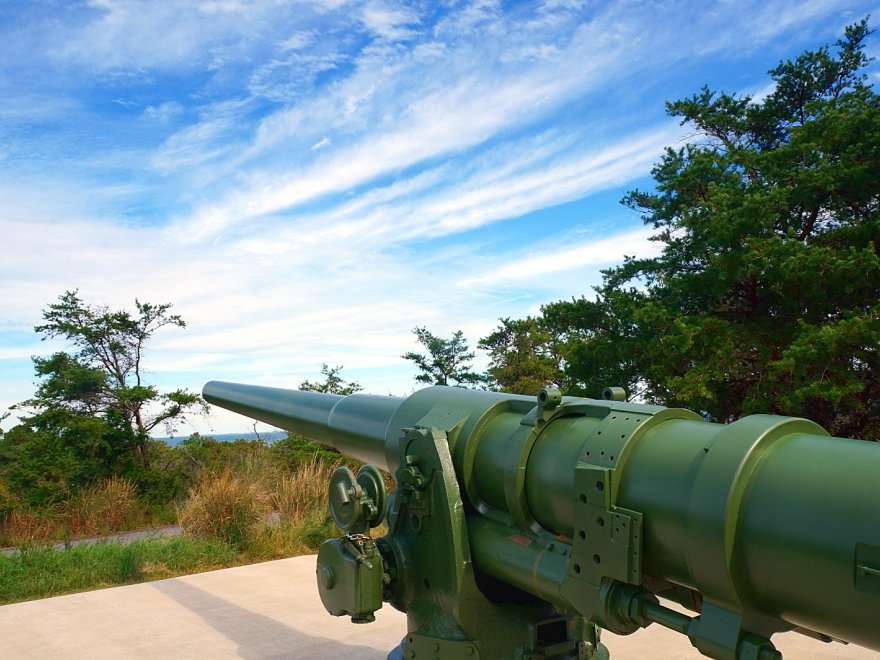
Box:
[177, 467, 273, 550]
[266, 458, 340, 555]
[0, 508, 60, 548]
[0, 477, 140, 547]
[272, 458, 331, 523]
[64, 476, 138, 537]
[177, 456, 340, 556]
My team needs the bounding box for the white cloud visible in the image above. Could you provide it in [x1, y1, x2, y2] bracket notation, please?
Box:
[157, 0, 835, 247]
[0, 0, 870, 433]
[310, 137, 332, 151]
[144, 102, 184, 122]
[170, 32, 624, 239]
[280, 31, 316, 51]
[150, 99, 253, 173]
[50, 0, 278, 71]
[360, 1, 421, 40]
[460, 227, 661, 287]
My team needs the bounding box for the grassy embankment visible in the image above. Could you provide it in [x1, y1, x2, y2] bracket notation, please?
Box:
[0, 537, 237, 603]
[0, 446, 351, 605]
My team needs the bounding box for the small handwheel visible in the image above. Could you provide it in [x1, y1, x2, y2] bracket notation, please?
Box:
[328, 466, 363, 531]
[356, 464, 387, 528]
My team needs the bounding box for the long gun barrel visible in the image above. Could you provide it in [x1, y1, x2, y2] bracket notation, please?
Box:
[202, 380, 404, 466]
[203, 381, 880, 660]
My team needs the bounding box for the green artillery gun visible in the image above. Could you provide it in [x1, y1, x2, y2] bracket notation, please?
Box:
[202, 381, 880, 660]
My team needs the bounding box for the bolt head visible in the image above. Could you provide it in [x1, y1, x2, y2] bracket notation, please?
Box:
[319, 566, 335, 590]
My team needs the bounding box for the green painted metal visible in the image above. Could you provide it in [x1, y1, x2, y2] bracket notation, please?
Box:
[327, 464, 386, 534]
[317, 533, 384, 623]
[203, 381, 880, 660]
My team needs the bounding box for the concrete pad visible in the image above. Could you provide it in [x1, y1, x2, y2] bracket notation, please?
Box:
[0, 556, 403, 659]
[0, 555, 876, 659]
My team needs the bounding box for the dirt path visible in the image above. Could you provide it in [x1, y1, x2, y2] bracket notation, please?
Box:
[1, 524, 182, 555]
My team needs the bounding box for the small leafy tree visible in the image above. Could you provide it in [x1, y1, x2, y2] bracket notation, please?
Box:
[478, 317, 567, 394]
[268, 364, 364, 466]
[402, 326, 486, 388]
[299, 363, 363, 395]
[10, 291, 207, 479]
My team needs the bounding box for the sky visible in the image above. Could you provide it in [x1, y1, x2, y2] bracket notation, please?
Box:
[0, 0, 877, 436]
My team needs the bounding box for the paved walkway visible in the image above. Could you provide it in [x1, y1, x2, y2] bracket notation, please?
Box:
[0, 555, 876, 659]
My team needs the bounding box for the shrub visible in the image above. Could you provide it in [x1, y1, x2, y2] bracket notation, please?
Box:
[177, 467, 272, 549]
[64, 477, 138, 537]
[272, 458, 333, 524]
[0, 507, 59, 548]
[0, 480, 19, 520]
[270, 433, 344, 470]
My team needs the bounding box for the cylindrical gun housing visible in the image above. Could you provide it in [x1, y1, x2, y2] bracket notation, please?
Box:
[202, 381, 880, 652]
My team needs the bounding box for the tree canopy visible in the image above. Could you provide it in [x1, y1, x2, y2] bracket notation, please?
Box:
[299, 363, 363, 395]
[482, 19, 880, 439]
[1, 291, 206, 504]
[478, 317, 567, 395]
[403, 326, 486, 388]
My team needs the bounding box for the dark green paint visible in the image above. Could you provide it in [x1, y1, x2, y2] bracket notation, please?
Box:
[203, 381, 880, 659]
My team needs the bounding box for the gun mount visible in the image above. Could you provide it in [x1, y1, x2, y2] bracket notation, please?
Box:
[203, 381, 880, 660]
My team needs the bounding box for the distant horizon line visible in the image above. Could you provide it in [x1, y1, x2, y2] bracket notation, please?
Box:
[154, 430, 288, 443]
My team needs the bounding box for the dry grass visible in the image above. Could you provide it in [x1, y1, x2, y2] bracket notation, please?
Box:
[0, 477, 140, 547]
[1, 508, 60, 547]
[259, 458, 340, 557]
[176, 456, 341, 556]
[239, 445, 283, 489]
[272, 458, 334, 524]
[177, 467, 274, 549]
[64, 477, 138, 538]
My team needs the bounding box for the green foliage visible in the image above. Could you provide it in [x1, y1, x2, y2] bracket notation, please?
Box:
[0, 411, 130, 506]
[403, 326, 486, 388]
[481, 20, 880, 439]
[540, 292, 648, 399]
[25, 290, 207, 460]
[0, 291, 208, 507]
[299, 363, 363, 395]
[478, 317, 567, 394]
[0, 537, 237, 604]
[605, 18, 880, 436]
[270, 433, 346, 469]
[177, 435, 266, 475]
[0, 479, 17, 520]
[294, 508, 338, 549]
[128, 439, 192, 505]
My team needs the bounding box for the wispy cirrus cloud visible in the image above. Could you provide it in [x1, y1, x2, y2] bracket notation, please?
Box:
[47, 0, 290, 72]
[460, 227, 662, 288]
[156, 0, 856, 245]
[0, 0, 874, 432]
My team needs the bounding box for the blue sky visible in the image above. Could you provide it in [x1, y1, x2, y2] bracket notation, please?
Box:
[1, 0, 876, 435]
